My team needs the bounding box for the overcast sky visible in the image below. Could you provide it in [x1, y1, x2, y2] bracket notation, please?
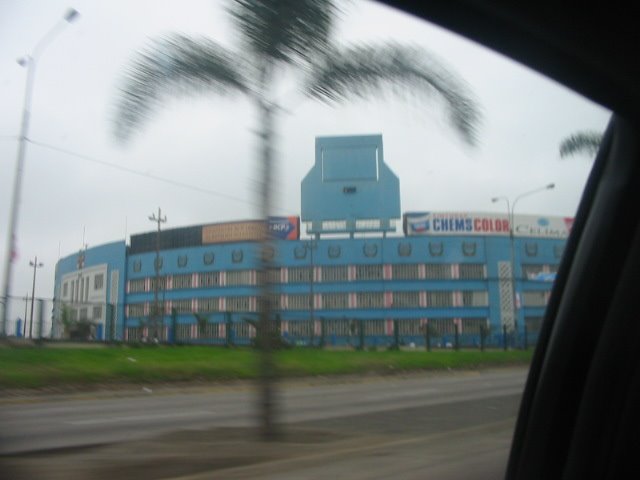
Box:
[0, 0, 610, 315]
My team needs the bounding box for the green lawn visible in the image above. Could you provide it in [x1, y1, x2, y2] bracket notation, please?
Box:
[0, 345, 532, 389]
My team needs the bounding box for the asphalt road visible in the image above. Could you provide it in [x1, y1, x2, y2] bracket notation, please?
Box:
[0, 367, 527, 479]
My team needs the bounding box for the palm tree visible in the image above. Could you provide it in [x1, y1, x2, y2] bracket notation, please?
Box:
[113, 0, 481, 439]
[559, 130, 603, 158]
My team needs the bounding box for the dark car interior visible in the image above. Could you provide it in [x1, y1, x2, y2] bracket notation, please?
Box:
[382, 1, 639, 478]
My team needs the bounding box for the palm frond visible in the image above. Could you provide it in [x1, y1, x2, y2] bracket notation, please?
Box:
[113, 33, 249, 143]
[559, 131, 603, 158]
[303, 43, 482, 146]
[230, 0, 339, 66]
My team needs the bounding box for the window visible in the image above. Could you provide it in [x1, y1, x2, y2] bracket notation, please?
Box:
[356, 292, 384, 308]
[129, 279, 146, 293]
[226, 296, 251, 312]
[459, 264, 486, 280]
[128, 303, 145, 317]
[199, 272, 221, 287]
[226, 270, 253, 286]
[392, 264, 420, 280]
[199, 322, 222, 338]
[355, 264, 382, 281]
[393, 291, 420, 307]
[462, 291, 489, 307]
[522, 264, 545, 280]
[288, 267, 312, 283]
[63, 282, 68, 297]
[427, 291, 453, 307]
[150, 277, 166, 290]
[175, 324, 192, 340]
[522, 291, 548, 307]
[94, 273, 104, 290]
[363, 319, 385, 335]
[288, 321, 312, 336]
[79, 307, 88, 320]
[461, 318, 489, 332]
[287, 294, 311, 310]
[173, 299, 192, 313]
[127, 327, 143, 342]
[322, 293, 349, 309]
[425, 264, 452, 280]
[320, 265, 348, 282]
[173, 274, 192, 289]
[324, 318, 351, 336]
[199, 298, 219, 313]
[233, 321, 254, 338]
[92, 305, 102, 320]
[398, 319, 423, 335]
[428, 318, 457, 336]
[257, 268, 280, 284]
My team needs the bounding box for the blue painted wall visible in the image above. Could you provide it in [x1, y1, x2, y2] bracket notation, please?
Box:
[301, 135, 400, 234]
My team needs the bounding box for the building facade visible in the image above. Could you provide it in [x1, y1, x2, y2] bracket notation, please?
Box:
[53, 135, 570, 347]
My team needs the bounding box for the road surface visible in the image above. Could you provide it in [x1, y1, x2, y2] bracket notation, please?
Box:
[0, 367, 527, 479]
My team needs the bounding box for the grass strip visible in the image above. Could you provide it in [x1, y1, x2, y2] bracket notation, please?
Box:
[0, 345, 532, 389]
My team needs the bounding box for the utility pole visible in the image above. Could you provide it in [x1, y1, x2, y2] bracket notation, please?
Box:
[29, 256, 44, 338]
[23, 292, 29, 338]
[148, 208, 166, 341]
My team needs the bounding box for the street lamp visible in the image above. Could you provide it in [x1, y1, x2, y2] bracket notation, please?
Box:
[29, 257, 44, 339]
[491, 183, 555, 337]
[1, 8, 79, 335]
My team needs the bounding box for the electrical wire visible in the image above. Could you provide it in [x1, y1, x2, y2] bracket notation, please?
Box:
[26, 139, 291, 213]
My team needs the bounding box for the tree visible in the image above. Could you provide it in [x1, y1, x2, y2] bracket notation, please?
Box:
[559, 130, 603, 158]
[112, 0, 481, 439]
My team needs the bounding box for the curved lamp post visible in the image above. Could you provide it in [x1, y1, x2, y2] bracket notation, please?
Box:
[1, 8, 79, 334]
[491, 183, 555, 337]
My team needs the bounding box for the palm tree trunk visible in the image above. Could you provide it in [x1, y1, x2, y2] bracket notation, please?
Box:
[256, 94, 279, 440]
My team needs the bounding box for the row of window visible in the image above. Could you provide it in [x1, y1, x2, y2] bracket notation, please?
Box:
[127, 262, 558, 295]
[62, 273, 105, 303]
[64, 305, 103, 322]
[125, 317, 491, 340]
[125, 290, 495, 317]
[127, 263, 495, 293]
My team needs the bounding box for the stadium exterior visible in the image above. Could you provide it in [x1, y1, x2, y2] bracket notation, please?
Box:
[53, 135, 571, 347]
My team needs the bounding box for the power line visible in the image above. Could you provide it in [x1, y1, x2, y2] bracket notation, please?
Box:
[27, 139, 271, 210]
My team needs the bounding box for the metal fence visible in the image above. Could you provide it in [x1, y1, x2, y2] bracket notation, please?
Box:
[123, 316, 540, 350]
[4, 297, 540, 350]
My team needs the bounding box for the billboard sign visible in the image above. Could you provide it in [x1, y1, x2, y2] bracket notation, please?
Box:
[269, 216, 300, 240]
[202, 217, 300, 244]
[404, 212, 573, 239]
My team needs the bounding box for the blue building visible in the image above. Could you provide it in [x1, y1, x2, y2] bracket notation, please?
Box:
[53, 134, 570, 347]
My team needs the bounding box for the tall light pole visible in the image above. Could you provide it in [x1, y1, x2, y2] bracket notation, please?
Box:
[1, 8, 79, 335]
[148, 208, 167, 341]
[29, 257, 44, 339]
[492, 183, 555, 337]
